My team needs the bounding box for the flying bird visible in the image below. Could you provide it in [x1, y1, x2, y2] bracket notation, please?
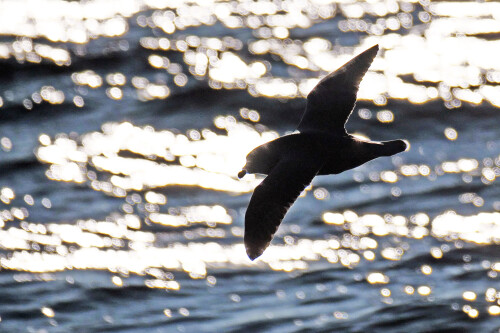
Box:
[238, 44, 407, 260]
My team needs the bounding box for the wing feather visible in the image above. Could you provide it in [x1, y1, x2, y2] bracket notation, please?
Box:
[298, 44, 379, 133]
[244, 158, 321, 260]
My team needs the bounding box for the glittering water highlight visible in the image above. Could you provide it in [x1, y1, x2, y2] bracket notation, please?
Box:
[0, 0, 499, 332]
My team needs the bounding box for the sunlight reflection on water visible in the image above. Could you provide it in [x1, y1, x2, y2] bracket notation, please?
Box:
[2, 0, 500, 107]
[1, 0, 500, 330]
[0, 114, 494, 288]
[36, 116, 275, 192]
[0, 95, 492, 307]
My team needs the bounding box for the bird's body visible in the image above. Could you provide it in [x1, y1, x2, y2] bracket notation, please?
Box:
[245, 132, 406, 176]
[239, 44, 408, 260]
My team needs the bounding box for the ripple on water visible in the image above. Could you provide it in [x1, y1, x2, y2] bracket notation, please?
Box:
[0, 0, 500, 332]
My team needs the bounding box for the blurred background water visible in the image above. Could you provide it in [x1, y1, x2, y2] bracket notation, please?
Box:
[0, 0, 499, 332]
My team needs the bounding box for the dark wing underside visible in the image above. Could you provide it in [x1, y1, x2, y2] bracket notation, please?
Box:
[297, 44, 379, 133]
[244, 158, 322, 260]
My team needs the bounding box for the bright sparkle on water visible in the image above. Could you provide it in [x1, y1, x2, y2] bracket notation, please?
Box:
[1, 0, 500, 329]
[0, 0, 499, 105]
[36, 117, 274, 193]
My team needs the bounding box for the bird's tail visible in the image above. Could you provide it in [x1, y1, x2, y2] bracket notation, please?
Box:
[379, 139, 408, 156]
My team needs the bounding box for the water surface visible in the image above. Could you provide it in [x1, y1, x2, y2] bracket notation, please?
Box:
[0, 0, 499, 332]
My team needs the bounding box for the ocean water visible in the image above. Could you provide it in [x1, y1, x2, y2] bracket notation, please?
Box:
[0, 0, 499, 332]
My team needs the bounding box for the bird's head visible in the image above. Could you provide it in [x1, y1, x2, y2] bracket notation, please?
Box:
[238, 169, 247, 179]
[238, 142, 278, 178]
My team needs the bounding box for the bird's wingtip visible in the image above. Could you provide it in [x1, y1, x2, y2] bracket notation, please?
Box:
[245, 242, 265, 261]
[402, 139, 410, 151]
[246, 249, 261, 261]
[366, 44, 379, 54]
[247, 254, 259, 261]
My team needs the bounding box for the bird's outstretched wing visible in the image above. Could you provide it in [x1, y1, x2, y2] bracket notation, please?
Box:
[297, 44, 379, 133]
[244, 158, 322, 260]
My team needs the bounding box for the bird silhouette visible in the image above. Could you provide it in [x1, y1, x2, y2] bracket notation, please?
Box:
[238, 44, 407, 260]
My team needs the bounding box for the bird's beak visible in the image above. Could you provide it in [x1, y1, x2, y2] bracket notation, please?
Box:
[238, 169, 247, 179]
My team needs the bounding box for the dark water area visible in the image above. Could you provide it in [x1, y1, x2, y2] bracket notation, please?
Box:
[0, 0, 499, 332]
